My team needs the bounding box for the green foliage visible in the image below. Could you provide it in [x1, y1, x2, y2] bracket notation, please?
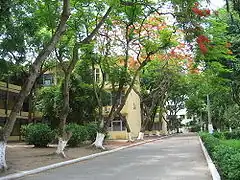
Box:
[220, 140, 240, 149]
[21, 123, 55, 147]
[36, 75, 102, 126]
[212, 130, 240, 140]
[200, 133, 220, 154]
[212, 145, 240, 180]
[223, 105, 240, 129]
[224, 130, 240, 140]
[66, 123, 88, 147]
[85, 122, 100, 142]
[35, 86, 62, 129]
[212, 131, 225, 139]
[200, 133, 240, 180]
[69, 77, 98, 124]
[20, 123, 34, 139]
[189, 124, 201, 132]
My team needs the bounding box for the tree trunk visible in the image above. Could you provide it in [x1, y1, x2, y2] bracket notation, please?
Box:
[137, 104, 149, 140]
[119, 113, 133, 142]
[0, 141, 7, 171]
[56, 72, 71, 157]
[28, 88, 34, 123]
[56, 131, 72, 158]
[92, 132, 106, 149]
[0, 0, 70, 170]
[59, 73, 70, 135]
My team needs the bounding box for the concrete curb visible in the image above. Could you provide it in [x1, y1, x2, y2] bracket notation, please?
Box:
[0, 134, 174, 180]
[198, 136, 221, 180]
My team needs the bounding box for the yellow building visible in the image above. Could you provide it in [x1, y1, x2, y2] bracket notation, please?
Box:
[94, 67, 142, 140]
[0, 81, 41, 141]
[95, 66, 168, 139]
[102, 89, 142, 140]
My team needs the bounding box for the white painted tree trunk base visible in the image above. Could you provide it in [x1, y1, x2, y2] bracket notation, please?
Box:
[137, 132, 144, 140]
[156, 131, 160, 136]
[0, 142, 7, 171]
[127, 132, 134, 142]
[208, 124, 214, 134]
[229, 127, 232, 132]
[92, 132, 105, 150]
[56, 138, 68, 158]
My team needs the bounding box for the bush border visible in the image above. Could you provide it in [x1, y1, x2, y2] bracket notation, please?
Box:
[198, 136, 221, 180]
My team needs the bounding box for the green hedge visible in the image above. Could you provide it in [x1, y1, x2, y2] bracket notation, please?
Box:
[85, 122, 99, 142]
[66, 122, 101, 146]
[21, 122, 101, 148]
[21, 123, 55, 147]
[212, 130, 240, 140]
[200, 133, 240, 180]
[224, 130, 240, 140]
[66, 123, 89, 147]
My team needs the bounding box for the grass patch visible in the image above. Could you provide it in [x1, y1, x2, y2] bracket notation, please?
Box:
[220, 139, 240, 149]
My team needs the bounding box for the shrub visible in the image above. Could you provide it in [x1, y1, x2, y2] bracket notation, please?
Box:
[85, 122, 99, 142]
[224, 130, 240, 140]
[200, 133, 240, 180]
[227, 153, 240, 180]
[190, 124, 201, 132]
[220, 139, 240, 149]
[230, 130, 240, 140]
[21, 123, 55, 147]
[212, 132, 225, 139]
[20, 123, 34, 138]
[213, 145, 240, 180]
[66, 123, 88, 147]
[200, 133, 220, 155]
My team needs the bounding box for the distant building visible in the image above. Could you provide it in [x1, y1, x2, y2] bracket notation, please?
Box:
[177, 108, 194, 133]
[96, 66, 141, 139]
[0, 81, 41, 141]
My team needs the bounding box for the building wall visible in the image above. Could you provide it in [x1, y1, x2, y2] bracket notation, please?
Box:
[108, 131, 127, 139]
[107, 89, 141, 139]
[125, 89, 141, 137]
[0, 81, 41, 140]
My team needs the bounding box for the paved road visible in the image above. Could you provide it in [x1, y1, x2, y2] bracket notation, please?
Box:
[23, 134, 211, 180]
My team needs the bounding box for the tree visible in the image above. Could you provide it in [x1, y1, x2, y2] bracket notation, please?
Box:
[0, 0, 70, 170]
[92, 3, 180, 145]
[136, 42, 191, 137]
[53, 1, 113, 156]
[166, 75, 188, 133]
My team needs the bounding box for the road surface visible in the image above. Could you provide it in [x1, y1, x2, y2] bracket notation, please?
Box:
[23, 134, 211, 180]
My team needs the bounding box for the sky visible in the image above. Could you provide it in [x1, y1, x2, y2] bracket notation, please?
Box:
[210, 0, 225, 10]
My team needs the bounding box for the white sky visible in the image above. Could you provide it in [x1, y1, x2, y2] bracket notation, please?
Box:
[210, 0, 225, 10]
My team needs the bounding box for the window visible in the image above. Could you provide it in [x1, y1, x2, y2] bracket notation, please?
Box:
[109, 118, 126, 131]
[42, 74, 54, 86]
[94, 68, 100, 83]
[44, 80, 51, 86]
[132, 102, 136, 110]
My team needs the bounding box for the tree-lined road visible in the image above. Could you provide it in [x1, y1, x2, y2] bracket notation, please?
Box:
[23, 134, 211, 180]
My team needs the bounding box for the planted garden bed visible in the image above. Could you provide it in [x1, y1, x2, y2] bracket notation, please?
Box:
[200, 131, 240, 180]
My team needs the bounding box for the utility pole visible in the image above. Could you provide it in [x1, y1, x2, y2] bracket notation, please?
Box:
[207, 94, 213, 134]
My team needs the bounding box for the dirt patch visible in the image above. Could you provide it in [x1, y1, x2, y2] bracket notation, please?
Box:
[0, 140, 137, 177]
[1, 137, 163, 177]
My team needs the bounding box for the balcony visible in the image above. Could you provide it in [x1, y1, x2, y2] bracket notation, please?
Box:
[0, 109, 42, 119]
[0, 81, 21, 93]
